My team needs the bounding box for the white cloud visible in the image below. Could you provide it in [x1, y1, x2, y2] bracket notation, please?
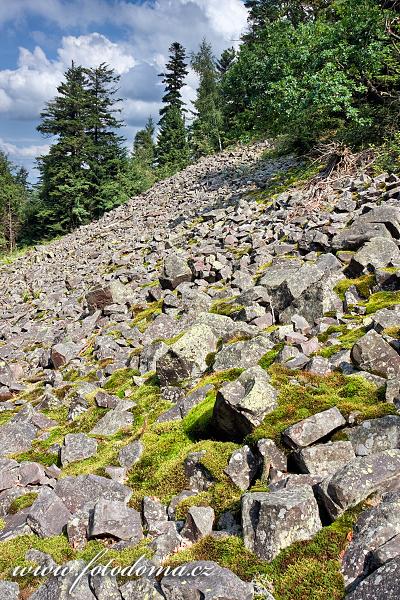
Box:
[0, 138, 50, 158]
[58, 34, 136, 74]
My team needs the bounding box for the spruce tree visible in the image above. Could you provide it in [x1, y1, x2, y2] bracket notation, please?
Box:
[190, 39, 223, 157]
[0, 153, 28, 252]
[85, 63, 127, 217]
[125, 116, 156, 196]
[157, 42, 190, 175]
[37, 63, 92, 234]
[216, 47, 236, 75]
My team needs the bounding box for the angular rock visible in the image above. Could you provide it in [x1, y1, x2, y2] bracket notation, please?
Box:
[224, 445, 258, 491]
[50, 342, 82, 369]
[295, 441, 356, 477]
[213, 335, 273, 371]
[159, 253, 192, 290]
[89, 499, 143, 542]
[0, 421, 37, 456]
[60, 433, 98, 466]
[347, 237, 400, 277]
[181, 506, 215, 542]
[282, 407, 346, 449]
[257, 438, 287, 481]
[54, 474, 132, 513]
[27, 489, 72, 538]
[118, 440, 144, 468]
[90, 408, 133, 436]
[351, 330, 400, 379]
[345, 557, 400, 600]
[242, 486, 322, 561]
[319, 449, 400, 519]
[161, 560, 254, 600]
[347, 415, 400, 456]
[212, 366, 278, 439]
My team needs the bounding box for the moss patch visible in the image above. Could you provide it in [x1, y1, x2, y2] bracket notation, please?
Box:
[9, 493, 38, 514]
[334, 275, 375, 301]
[364, 291, 400, 314]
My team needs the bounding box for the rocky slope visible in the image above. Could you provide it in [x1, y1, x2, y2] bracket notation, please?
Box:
[0, 141, 400, 599]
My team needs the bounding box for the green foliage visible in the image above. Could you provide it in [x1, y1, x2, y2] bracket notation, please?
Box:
[190, 39, 223, 156]
[364, 290, 400, 314]
[157, 42, 190, 174]
[223, 0, 400, 148]
[9, 493, 38, 514]
[0, 153, 30, 252]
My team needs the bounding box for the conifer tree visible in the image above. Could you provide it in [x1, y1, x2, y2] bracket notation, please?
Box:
[125, 116, 156, 196]
[216, 47, 236, 75]
[157, 42, 190, 174]
[0, 153, 28, 252]
[190, 39, 223, 157]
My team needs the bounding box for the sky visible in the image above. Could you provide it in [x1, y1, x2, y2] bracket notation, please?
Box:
[0, 0, 248, 179]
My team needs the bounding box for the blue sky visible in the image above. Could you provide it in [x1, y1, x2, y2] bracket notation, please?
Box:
[0, 0, 248, 179]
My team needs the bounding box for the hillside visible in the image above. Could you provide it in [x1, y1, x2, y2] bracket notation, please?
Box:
[0, 141, 400, 600]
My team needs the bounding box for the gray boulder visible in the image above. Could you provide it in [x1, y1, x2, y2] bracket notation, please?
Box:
[0, 421, 37, 456]
[347, 415, 400, 456]
[27, 489, 71, 538]
[224, 445, 259, 491]
[213, 335, 274, 371]
[351, 330, 400, 379]
[242, 485, 322, 561]
[118, 440, 144, 468]
[54, 474, 132, 513]
[89, 499, 143, 542]
[159, 253, 192, 290]
[282, 407, 346, 449]
[347, 237, 400, 277]
[161, 560, 254, 600]
[181, 506, 215, 542]
[345, 557, 400, 600]
[319, 449, 400, 519]
[60, 433, 97, 466]
[295, 441, 356, 477]
[90, 408, 133, 436]
[212, 366, 278, 439]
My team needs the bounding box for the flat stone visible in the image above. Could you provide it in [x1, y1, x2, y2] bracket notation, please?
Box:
[118, 440, 144, 468]
[0, 422, 37, 456]
[347, 415, 400, 456]
[282, 407, 346, 449]
[60, 433, 97, 466]
[89, 499, 143, 542]
[345, 557, 400, 600]
[295, 441, 356, 477]
[54, 474, 132, 513]
[27, 489, 71, 538]
[351, 330, 400, 379]
[90, 408, 133, 436]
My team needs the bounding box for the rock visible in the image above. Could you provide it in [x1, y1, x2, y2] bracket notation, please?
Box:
[213, 335, 274, 371]
[140, 341, 168, 375]
[181, 506, 215, 542]
[282, 407, 346, 449]
[0, 582, 19, 600]
[54, 474, 132, 513]
[295, 441, 356, 477]
[242, 486, 322, 561]
[319, 449, 400, 519]
[224, 445, 258, 491]
[118, 440, 144, 468]
[347, 415, 400, 456]
[372, 305, 400, 333]
[0, 459, 20, 491]
[89, 499, 143, 542]
[346, 237, 400, 277]
[67, 510, 89, 550]
[95, 391, 120, 408]
[351, 330, 400, 379]
[19, 461, 46, 486]
[120, 579, 164, 599]
[156, 324, 218, 385]
[344, 557, 400, 600]
[184, 451, 214, 492]
[161, 560, 254, 600]
[257, 438, 287, 481]
[0, 422, 37, 456]
[212, 366, 278, 439]
[159, 253, 192, 290]
[90, 574, 122, 600]
[29, 559, 96, 600]
[90, 408, 133, 436]
[342, 492, 400, 591]
[142, 496, 168, 532]
[27, 489, 71, 538]
[332, 221, 393, 251]
[60, 433, 97, 466]
[305, 356, 331, 376]
[50, 342, 82, 369]
[86, 280, 134, 311]
[371, 533, 400, 569]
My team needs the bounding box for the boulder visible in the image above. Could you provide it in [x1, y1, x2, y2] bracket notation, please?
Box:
[27, 489, 72, 538]
[60, 433, 98, 466]
[347, 415, 400, 456]
[161, 560, 254, 600]
[212, 366, 278, 439]
[90, 408, 133, 436]
[346, 237, 400, 277]
[120, 579, 164, 599]
[156, 324, 218, 385]
[342, 492, 400, 591]
[242, 486, 322, 561]
[142, 496, 168, 532]
[351, 330, 400, 379]
[29, 559, 96, 600]
[184, 451, 214, 492]
[319, 449, 400, 519]
[50, 342, 82, 369]
[0, 582, 19, 600]
[181, 506, 215, 542]
[213, 335, 274, 371]
[159, 253, 192, 290]
[295, 441, 356, 477]
[54, 474, 132, 513]
[345, 557, 400, 600]
[282, 407, 346, 449]
[0, 422, 37, 456]
[118, 440, 144, 468]
[224, 445, 259, 491]
[89, 499, 143, 542]
[257, 438, 287, 481]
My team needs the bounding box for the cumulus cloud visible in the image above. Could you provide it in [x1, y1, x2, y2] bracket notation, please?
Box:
[0, 0, 248, 174]
[0, 138, 50, 159]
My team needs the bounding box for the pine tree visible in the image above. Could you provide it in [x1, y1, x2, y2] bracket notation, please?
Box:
[216, 47, 236, 75]
[0, 152, 28, 252]
[157, 42, 190, 175]
[190, 39, 223, 157]
[85, 63, 127, 217]
[125, 116, 156, 196]
[37, 63, 92, 234]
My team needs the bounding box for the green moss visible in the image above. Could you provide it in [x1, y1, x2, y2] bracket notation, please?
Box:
[210, 298, 244, 316]
[318, 326, 367, 359]
[188, 368, 243, 393]
[103, 368, 139, 396]
[167, 505, 363, 600]
[334, 275, 375, 301]
[364, 291, 400, 314]
[258, 343, 284, 369]
[9, 493, 38, 514]
[247, 367, 396, 446]
[383, 326, 400, 339]
[131, 300, 163, 326]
